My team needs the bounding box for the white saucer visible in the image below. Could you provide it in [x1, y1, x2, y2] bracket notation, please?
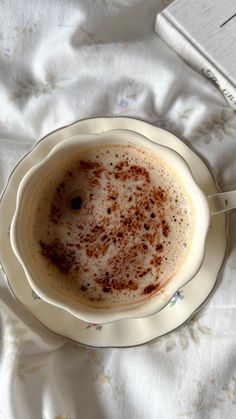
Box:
[0, 117, 227, 348]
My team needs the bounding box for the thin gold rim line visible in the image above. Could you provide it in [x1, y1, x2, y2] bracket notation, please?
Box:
[0, 116, 228, 348]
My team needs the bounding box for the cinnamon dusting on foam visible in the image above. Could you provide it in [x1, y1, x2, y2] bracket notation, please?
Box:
[31, 145, 192, 308]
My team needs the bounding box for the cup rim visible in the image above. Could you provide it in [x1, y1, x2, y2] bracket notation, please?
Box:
[10, 129, 210, 324]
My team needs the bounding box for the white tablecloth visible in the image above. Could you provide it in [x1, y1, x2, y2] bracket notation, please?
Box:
[1, 1, 236, 418]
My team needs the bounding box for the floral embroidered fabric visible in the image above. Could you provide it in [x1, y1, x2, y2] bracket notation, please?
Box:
[0, 1, 236, 418]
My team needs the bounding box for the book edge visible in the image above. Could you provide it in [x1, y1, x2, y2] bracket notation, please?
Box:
[155, 12, 236, 108]
[158, 10, 236, 90]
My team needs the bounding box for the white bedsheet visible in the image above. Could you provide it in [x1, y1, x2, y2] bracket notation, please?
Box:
[1, 1, 236, 418]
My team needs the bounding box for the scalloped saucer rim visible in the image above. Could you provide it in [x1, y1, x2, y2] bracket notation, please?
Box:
[0, 117, 227, 347]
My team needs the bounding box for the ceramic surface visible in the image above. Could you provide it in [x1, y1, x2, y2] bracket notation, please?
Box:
[0, 117, 227, 347]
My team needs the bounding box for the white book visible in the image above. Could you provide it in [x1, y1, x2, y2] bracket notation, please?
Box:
[155, 0, 236, 109]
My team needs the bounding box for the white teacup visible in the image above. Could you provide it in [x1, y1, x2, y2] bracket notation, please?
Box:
[10, 129, 236, 324]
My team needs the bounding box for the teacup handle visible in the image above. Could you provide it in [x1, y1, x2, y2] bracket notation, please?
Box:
[208, 191, 236, 215]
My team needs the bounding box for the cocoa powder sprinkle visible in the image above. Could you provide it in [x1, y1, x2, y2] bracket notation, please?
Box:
[36, 149, 190, 303]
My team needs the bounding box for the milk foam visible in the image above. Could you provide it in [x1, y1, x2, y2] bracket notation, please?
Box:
[31, 145, 192, 308]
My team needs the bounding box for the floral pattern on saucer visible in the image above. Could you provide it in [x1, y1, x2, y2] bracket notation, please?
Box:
[0, 117, 227, 347]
